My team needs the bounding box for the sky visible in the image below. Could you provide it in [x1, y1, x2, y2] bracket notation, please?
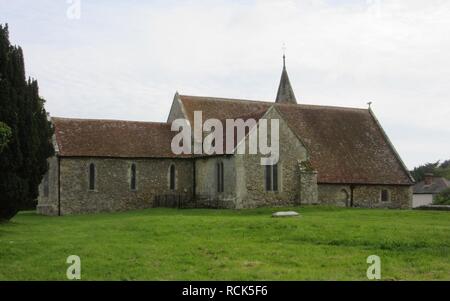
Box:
[1, 0, 449, 169]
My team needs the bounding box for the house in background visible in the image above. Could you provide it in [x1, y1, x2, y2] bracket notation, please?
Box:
[412, 173, 450, 208]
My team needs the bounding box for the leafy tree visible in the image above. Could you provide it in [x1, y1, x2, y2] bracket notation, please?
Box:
[0, 24, 54, 222]
[440, 160, 450, 169]
[410, 161, 440, 183]
[410, 160, 450, 183]
[434, 188, 450, 205]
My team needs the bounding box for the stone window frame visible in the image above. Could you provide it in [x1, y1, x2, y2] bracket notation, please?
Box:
[380, 189, 391, 203]
[130, 162, 138, 191]
[216, 160, 224, 193]
[264, 162, 280, 193]
[88, 162, 97, 192]
[168, 163, 176, 191]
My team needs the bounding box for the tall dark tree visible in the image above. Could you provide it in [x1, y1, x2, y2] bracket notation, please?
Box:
[0, 121, 11, 152]
[0, 24, 54, 222]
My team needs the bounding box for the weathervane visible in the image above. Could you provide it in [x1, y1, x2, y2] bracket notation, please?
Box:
[282, 43, 286, 67]
[367, 101, 373, 109]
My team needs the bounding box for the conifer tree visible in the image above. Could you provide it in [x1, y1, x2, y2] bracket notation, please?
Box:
[0, 24, 54, 221]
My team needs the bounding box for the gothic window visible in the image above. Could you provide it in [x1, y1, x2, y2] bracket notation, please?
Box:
[169, 164, 176, 191]
[273, 163, 278, 192]
[265, 164, 279, 192]
[381, 189, 390, 202]
[217, 161, 224, 193]
[88, 163, 96, 191]
[265, 165, 271, 191]
[130, 163, 137, 191]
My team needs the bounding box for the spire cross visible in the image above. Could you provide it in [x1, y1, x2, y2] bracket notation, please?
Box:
[282, 43, 286, 68]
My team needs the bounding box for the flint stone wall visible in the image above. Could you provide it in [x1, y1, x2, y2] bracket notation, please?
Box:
[318, 184, 412, 209]
[37, 156, 59, 215]
[233, 107, 309, 208]
[38, 157, 193, 215]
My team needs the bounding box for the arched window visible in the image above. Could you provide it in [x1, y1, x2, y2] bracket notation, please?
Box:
[340, 189, 349, 201]
[169, 164, 176, 191]
[217, 161, 224, 193]
[130, 163, 137, 191]
[265, 163, 278, 192]
[273, 163, 278, 191]
[88, 163, 96, 191]
[381, 189, 390, 202]
[340, 189, 350, 206]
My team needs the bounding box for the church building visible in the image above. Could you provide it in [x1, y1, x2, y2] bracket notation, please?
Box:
[37, 58, 414, 215]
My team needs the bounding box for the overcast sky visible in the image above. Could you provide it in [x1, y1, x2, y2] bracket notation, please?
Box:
[1, 0, 449, 169]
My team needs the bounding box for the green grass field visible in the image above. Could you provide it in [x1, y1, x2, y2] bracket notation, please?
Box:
[0, 206, 449, 280]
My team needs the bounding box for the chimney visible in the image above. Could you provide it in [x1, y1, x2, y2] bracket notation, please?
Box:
[424, 173, 434, 185]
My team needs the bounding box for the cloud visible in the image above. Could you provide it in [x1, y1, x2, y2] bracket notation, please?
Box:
[1, 0, 449, 168]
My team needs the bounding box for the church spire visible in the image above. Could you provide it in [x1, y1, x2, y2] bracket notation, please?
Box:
[275, 53, 297, 104]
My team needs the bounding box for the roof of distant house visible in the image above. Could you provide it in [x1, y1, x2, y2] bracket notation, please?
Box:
[413, 177, 450, 194]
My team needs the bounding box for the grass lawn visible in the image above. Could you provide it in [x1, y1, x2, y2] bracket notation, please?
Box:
[0, 206, 449, 280]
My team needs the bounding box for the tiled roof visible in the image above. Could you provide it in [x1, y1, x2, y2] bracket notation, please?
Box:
[179, 95, 414, 185]
[219, 108, 268, 153]
[52, 94, 414, 186]
[179, 95, 272, 124]
[52, 117, 185, 158]
[413, 177, 450, 194]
